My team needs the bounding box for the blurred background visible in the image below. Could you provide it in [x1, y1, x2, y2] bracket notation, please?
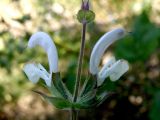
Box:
[0, 0, 160, 120]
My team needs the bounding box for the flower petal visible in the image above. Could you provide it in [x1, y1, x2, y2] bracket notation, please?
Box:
[28, 32, 58, 74]
[97, 56, 116, 86]
[23, 63, 51, 86]
[99, 56, 116, 76]
[89, 28, 126, 75]
[109, 60, 129, 81]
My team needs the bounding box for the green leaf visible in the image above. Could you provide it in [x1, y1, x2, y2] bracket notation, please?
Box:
[95, 78, 114, 106]
[80, 74, 97, 97]
[72, 103, 92, 109]
[77, 10, 95, 23]
[33, 90, 72, 109]
[52, 73, 72, 100]
[149, 91, 160, 120]
[73, 99, 97, 109]
[78, 90, 96, 103]
[33, 90, 96, 109]
[97, 77, 116, 93]
[96, 91, 113, 106]
[47, 84, 63, 98]
[33, 90, 99, 109]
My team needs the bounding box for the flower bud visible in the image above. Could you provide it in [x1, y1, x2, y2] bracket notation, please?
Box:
[77, 0, 95, 23]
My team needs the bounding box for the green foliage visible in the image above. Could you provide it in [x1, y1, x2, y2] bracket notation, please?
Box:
[149, 92, 160, 120]
[115, 11, 160, 63]
[33, 91, 72, 109]
[52, 73, 72, 100]
[80, 75, 97, 96]
[63, 60, 77, 94]
[34, 73, 112, 110]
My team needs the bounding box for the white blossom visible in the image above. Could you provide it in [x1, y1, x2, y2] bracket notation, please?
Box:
[23, 32, 58, 86]
[89, 28, 129, 86]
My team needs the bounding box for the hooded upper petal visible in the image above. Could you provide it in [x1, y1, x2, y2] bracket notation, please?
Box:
[28, 32, 58, 74]
[89, 28, 126, 75]
[23, 63, 51, 86]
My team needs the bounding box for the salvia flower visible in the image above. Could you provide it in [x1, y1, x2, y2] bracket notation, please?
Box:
[89, 28, 129, 86]
[23, 32, 58, 87]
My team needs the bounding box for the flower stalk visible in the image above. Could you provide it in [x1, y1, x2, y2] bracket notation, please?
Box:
[73, 22, 87, 102]
[71, 0, 93, 119]
[71, 11, 87, 120]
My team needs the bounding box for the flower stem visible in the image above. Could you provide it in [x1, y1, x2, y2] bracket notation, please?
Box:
[71, 22, 86, 120]
[73, 22, 87, 102]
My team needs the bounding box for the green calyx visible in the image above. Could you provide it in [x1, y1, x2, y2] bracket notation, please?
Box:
[33, 73, 113, 110]
[77, 10, 95, 23]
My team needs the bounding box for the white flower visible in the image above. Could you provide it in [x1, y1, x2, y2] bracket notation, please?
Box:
[23, 32, 58, 86]
[89, 28, 129, 86]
